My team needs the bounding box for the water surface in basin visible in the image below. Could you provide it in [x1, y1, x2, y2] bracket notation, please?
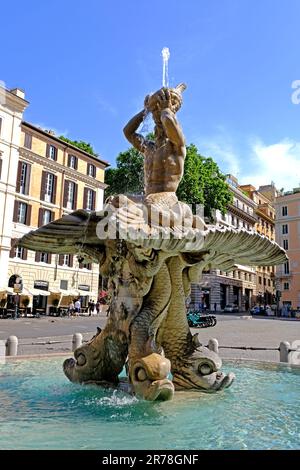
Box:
[0, 358, 299, 450]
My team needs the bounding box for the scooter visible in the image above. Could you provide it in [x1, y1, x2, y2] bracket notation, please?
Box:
[186, 310, 217, 328]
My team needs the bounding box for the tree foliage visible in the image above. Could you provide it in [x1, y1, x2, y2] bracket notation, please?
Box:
[177, 144, 233, 219]
[105, 147, 144, 198]
[59, 135, 96, 155]
[105, 142, 232, 219]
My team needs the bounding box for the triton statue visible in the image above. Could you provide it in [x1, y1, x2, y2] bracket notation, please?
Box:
[19, 84, 287, 401]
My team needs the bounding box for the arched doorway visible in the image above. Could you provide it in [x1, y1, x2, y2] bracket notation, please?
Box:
[8, 274, 23, 288]
[7, 274, 23, 313]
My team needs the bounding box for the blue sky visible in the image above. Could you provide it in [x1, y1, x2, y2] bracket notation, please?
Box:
[2, 0, 300, 190]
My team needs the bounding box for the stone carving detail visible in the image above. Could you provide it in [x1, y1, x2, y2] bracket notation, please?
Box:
[19, 85, 287, 400]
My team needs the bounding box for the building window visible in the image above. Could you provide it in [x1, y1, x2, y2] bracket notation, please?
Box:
[284, 261, 290, 275]
[282, 224, 288, 235]
[284, 282, 290, 290]
[43, 209, 52, 225]
[68, 155, 77, 169]
[67, 181, 75, 209]
[283, 239, 289, 250]
[45, 173, 54, 202]
[17, 161, 31, 195]
[282, 206, 288, 216]
[20, 162, 28, 194]
[63, 180, 77, 210]
[62, 254, 70, 266]
[41, 171, 56, 204]
[15, 246, 26, 259]
[268, 279, 271, 287]
[10, 239, 27, 260]
[87, 189, 93, 210]
[41, 253, 49, 263]
[38, 208, 54, 227]
[35, 252, 51, 264]
[13, 201, 31, 225]
[87, 163, 96, 177]
[0, 117, 2, 136]
[47, 144, 57, 161]
[79, 262, 92, 270]
[17, 202, 28, 224]
[24, 133, 32, 149]
[60, 280, 68, 290]
[58, 254, 73, 267]
[259, 276, 262, 284]
[83, 187, 95, 211]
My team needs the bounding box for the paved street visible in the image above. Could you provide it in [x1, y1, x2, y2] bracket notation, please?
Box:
[1, 313, 300, 361]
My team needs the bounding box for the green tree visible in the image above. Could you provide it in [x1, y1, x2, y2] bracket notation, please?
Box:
[105, 147, 144, 198]
[177, 144, 233, 220]
[59, 135, 96, 155]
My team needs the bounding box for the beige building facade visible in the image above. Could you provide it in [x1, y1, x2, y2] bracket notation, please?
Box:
[275, 189, 300, 309]
[0, 87, 28, 289]
[240, 183, 276, 305]
[192, 175, 257, 312]
[0, 84, 109, 314]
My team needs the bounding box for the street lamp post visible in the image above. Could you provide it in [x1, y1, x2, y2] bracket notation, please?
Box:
[276, 290, 281, 317]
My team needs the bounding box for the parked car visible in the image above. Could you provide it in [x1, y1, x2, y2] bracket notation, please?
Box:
[250, 305, 266, 315]
[223, 304, 239, 313]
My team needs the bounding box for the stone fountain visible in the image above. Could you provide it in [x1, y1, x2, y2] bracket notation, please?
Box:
[19, 83, 287, 401]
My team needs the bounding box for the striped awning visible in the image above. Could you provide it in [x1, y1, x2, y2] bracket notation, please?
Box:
[25, 288, 50, 296]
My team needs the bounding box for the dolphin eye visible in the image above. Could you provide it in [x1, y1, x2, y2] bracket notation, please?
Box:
[76, 354, 86, 366]
[198, 363, 212, 376]
[135, 367, 147, 382]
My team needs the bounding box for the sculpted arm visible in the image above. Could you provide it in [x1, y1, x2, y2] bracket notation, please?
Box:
[160, 108, 185, 147]
[123, 110, 148, 153]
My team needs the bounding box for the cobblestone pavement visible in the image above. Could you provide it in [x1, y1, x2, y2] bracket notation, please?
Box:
[1, 313, 300, 361]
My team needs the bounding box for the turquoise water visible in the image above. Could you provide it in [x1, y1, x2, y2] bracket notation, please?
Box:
[0, 358, 299, 450]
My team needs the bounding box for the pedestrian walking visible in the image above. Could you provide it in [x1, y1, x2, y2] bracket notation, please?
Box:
[88, 299, 95, 316]
[68, 301, 75, 317]
[74, 299, 81, 316]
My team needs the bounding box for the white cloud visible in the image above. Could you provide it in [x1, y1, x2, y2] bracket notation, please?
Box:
[194, 128, 240, 177]
[194, 127, 300, 192]
[240, 138, 300, 191]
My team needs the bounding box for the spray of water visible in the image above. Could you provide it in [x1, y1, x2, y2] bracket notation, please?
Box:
[162, 47, 170, 87]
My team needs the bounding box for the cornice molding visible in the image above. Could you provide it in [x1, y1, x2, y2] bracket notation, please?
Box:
[19, 148, 107, 189]
[22, 121, 109, 168]
[228, 204, 257, 224]
[256, 209, 275, 225]
[3, 92, 28, 113]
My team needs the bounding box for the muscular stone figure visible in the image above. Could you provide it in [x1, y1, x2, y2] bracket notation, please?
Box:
[123, 84, 186, 198]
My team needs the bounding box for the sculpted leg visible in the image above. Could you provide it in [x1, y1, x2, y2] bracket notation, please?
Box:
[158, 256, 235, 391]
[128, 261, 174, 400]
